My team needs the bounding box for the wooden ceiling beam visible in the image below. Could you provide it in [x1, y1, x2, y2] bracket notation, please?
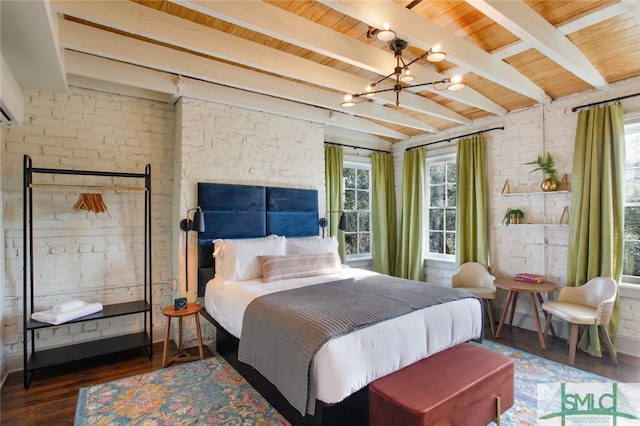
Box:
[66, 74, 178, 104]
[170, 0, 503, 117]
[558, 2, 637, 35]
[65, 50, 409, 140]
[58, 21, 422, 136]
[491, 2, 636, 61]
[0, 0, 67, 92]
[319, 0, 551, 104]
[51, 0, 465, 126]
[467, 0, 607, 89]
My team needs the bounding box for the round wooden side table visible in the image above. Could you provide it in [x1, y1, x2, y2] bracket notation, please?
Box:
[494, 277, 557, 350]
[162, 302, 204, 368]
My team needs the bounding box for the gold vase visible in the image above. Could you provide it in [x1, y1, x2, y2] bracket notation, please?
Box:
[541, 178, 558, 192]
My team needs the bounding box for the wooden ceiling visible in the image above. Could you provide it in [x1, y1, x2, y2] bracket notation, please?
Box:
[43, 1, 640, 142]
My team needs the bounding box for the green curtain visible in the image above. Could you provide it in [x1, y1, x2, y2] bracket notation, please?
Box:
[455, 135, 489, 267]
[567, 103, 624, 357]
[395, 148, 425, 281]
[325, 145, 347, 263]
[371, 152, 397, 275]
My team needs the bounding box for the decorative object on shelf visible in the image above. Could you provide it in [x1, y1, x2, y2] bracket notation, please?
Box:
[341, 25, 464, 107]
[525, 153, 559, 191]
[503, 208, 524, 225]
[511, 209, 524, 224]
[180, 206, 205, 292]
[319, 210, 347, 238]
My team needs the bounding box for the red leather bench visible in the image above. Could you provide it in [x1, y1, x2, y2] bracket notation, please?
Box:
[369, 343, 514, 426]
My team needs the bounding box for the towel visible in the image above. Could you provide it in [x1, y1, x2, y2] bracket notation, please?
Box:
[52, 299, 85, 314]
[31, 302, 104, 325]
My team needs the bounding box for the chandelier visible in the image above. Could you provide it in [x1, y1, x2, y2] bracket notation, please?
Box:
[341, 24, 465, 107]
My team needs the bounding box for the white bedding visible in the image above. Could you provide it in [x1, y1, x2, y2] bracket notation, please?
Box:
[204, 268, 483, 405]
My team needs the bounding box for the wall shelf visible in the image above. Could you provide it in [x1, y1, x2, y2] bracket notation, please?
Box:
[501, 174, 570, 226]
[502, 190, 570, 196]
[496, 223, 569, 228]
[501, 174, 569, 195]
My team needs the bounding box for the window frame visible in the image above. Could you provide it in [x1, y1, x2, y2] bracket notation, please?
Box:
[343, 159, 372, 260]
[425, 152, 457, 261]
[623, 111, 640, 285]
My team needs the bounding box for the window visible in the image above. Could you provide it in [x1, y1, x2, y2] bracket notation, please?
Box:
[623, 114, 640, 282]
[426, 154, 456, 258]
[343, 162, 371, 258]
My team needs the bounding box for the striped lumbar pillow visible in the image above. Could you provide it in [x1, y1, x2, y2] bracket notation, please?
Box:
[258, 253, 340, 283]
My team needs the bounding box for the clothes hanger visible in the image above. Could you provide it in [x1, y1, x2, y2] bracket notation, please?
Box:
[94, 193, 108, 213]
[73, 193, 88, 211]
[73, 192, 108, 213]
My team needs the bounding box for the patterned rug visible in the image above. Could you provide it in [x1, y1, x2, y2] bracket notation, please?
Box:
[74, 341, 623, 425]
[74, 356, 288, 425]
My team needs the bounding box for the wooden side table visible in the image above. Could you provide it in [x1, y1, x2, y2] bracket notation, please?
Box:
[494, 277, 557, 350]
[162, 303, 204, 368]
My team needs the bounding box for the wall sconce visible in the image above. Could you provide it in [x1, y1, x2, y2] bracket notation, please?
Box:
[319, 210, 347, 238]
[179, 206, 205, 292]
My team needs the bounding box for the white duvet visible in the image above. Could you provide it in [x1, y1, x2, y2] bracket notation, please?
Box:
[204, 268, 483, 405]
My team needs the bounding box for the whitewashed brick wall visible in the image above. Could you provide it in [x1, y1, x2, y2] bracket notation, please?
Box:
[0, 119, 5, 376]
[394, 76, 640, 355]
[172, 98, 326, 344]
[2, 87, 175, 372]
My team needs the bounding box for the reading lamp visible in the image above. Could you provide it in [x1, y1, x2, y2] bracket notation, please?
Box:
[179, 206, 205, 292]
[319, 210, 347, 238]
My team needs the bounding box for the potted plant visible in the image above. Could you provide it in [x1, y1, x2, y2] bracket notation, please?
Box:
[503, 208, 524, 225]
[510, 209, 524, 224]
[525, 152, 559, 191]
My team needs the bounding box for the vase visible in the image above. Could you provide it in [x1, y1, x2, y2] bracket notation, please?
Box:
[541, 178, 558, 192]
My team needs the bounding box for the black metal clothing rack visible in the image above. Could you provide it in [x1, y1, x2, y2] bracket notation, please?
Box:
[22, 154, 153, 388]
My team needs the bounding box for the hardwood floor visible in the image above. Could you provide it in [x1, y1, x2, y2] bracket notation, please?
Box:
[1, 343, 212, 426]
[1, 324, 638, 426]
[487, 323, 640, 382]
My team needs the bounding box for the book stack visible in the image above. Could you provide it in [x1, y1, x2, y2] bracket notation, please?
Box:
[515, 273, 545, 283]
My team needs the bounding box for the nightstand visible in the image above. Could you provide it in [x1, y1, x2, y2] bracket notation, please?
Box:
[162, 303, 204, 368]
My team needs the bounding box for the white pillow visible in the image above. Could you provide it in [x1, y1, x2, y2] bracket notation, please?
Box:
[286, 236, 341, 267]
[213, 235, 285, 281]
[258, 253, 341, 283]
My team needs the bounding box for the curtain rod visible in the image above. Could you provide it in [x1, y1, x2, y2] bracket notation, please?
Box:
[324, 142, 390, 154]
[406, 126, 504, 151]
[572, 92, 640, 112]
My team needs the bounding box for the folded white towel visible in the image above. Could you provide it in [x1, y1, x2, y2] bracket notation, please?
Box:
[32, 303, 104, 325]
[52, 299, 85, 314]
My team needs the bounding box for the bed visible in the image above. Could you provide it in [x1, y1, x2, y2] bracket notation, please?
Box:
[197, 183, 483, 423]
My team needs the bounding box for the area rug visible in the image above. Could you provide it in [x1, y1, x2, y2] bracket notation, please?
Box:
[75, 342, 630, 425]
[476, 340, 636, 426]
[74, 356, 288, 425]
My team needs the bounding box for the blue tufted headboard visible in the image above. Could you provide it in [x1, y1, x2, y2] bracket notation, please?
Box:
[196, 183, 319, 296]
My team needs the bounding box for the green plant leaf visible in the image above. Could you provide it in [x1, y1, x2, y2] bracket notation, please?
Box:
[524, 152, 558, 184]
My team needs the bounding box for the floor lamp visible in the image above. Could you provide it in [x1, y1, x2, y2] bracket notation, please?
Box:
[179, 206, 205, 294]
